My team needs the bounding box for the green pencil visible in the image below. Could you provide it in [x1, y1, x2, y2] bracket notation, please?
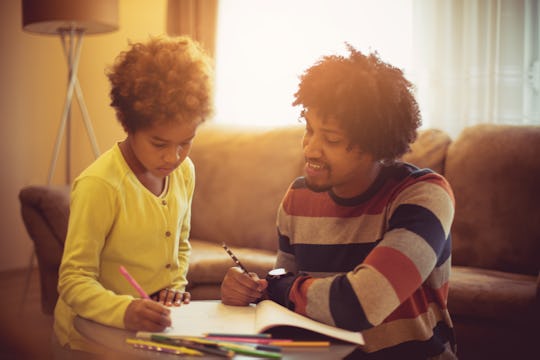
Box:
[150, 334, 234, 358]
[219, 343, 282, 358]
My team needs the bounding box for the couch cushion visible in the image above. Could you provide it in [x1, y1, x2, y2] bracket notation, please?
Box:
[449, 266, 538, 324]
[401, 128, 451, 174]
[445, 124, 540, 275]
[188, 124, 305, 252]
[187, 239, 276, 284]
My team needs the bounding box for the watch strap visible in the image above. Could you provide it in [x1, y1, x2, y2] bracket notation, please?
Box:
[267, 274, 299, 311]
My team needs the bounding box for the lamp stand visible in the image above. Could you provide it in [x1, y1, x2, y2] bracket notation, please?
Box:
[19, 28, 102, 314]
[47, 27, 100, 185]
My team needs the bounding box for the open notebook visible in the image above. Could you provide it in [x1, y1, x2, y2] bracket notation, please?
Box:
[137, 300, 364, 345]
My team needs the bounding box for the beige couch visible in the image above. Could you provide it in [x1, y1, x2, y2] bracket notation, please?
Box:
[19, 123, 539, 359]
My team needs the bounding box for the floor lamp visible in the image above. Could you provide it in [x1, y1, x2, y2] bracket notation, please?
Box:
[22, 0, 119, 184]
[20, 0, 119, 313]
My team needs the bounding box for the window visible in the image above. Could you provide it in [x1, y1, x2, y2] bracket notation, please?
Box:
[214, 0, 413, 127]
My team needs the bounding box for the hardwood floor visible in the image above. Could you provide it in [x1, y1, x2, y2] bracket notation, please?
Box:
[0, 267, 54, 360]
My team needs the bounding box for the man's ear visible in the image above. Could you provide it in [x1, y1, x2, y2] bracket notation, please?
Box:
[346, 142, 366, 155]
[348, 143, 377, 163]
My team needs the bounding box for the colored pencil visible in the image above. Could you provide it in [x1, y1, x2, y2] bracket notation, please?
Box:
[126, 338, 203, 356]
[119, 265, 150, 299]
[150, 335, 234, 358]
[173, 336, 283, 358]
[269, 340, 330, 347]
[204, 335, 293, 344]
[206, 332, 272, 339]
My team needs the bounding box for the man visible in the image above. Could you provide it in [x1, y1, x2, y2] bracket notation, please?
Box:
[221, 45, 457, 359]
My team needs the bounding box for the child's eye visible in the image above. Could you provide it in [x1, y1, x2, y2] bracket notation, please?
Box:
[152, 142, 167, 148]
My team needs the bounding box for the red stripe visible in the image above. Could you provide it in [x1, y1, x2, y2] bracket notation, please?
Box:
[384, 282, 450, 321]
[429, 281, 449, 309]
[288, 276, 315, 316]
[385, 289, 429, 320]
[282, 183, 399, 218]
[364, 246, 422, 301]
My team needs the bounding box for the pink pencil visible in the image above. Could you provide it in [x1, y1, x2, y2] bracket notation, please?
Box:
[119, 265, 150, 299]
[204, 336, 293, 344]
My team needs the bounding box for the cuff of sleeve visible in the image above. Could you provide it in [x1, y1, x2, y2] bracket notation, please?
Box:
[267, 275, 299, 310]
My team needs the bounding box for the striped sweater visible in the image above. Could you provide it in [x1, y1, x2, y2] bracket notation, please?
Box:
[272, 162, 457, 359]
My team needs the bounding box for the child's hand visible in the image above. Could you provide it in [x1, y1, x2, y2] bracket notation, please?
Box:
[124, 299, 171, 331]
[151, 288, 191, 306]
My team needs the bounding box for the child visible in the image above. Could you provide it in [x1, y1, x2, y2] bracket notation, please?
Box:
[53, 35, 213, 356]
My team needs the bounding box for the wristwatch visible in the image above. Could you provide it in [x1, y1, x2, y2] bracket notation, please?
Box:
[266, 268, 292, 280]
[266, 268, 296, 310]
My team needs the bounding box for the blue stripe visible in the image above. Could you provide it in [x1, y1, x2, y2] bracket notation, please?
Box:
[294, 243, 377, 273]
[437, 234, 452, 265]
[388, 204, 447, 258]
[329, 274, 372, 331]
[410, 168, 434, 178]
[291, 177, 307, 189]
[278, 232, 294, 254]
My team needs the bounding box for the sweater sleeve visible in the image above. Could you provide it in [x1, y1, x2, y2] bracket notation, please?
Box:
[58, 178, 132, 329]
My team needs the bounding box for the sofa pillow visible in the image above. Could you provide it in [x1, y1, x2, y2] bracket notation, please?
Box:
[188, 124, 305, 252]
[401, 128, 452, 174]
[445, 124, 540, 275]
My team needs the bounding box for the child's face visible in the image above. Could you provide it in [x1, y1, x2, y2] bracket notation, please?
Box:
[129, 120, 199, 179]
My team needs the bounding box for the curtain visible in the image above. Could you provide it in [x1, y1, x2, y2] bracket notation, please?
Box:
[412, 0, 540, 138]
[167, 0, 219, 58]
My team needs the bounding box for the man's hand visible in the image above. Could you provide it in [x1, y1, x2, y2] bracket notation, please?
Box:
[124, 299, 171, 331]
[151, 288, 191, 307]
[221, 267, 268, 306]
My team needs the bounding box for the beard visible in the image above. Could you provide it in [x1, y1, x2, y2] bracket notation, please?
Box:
[304, 177, 332, 193]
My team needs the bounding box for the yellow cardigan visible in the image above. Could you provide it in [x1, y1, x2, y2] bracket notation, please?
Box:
[54, 144, 194, 352]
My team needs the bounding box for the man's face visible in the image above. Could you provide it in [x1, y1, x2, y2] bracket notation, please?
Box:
[129, 119, 199, 179]
[302, 109, 371, 198]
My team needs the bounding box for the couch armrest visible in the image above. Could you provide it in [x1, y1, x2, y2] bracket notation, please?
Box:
[19, 185, 71, 314]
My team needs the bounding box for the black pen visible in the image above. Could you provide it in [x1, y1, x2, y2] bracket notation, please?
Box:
[221, 242, 255, 279]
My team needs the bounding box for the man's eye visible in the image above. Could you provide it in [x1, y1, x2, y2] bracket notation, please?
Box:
[153, 143, 167, 148]
[326, 138, 342, 144]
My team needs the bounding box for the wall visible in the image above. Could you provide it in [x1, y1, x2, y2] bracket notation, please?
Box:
[0, 0, 168, 271]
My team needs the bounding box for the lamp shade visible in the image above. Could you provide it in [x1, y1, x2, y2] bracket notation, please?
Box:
[22, 0, 119, 35]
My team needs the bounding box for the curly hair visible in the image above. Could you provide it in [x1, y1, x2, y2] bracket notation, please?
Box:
[107, 35, 213, 133]
[293, 44, 421, 162]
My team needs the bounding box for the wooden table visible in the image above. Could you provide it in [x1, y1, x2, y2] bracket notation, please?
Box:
[74, 316, 357, 359]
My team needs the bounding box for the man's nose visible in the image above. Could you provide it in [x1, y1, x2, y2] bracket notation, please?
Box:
[303, 135, 322, 158]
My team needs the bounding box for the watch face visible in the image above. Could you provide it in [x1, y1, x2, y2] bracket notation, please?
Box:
[268, 268, 287, 277]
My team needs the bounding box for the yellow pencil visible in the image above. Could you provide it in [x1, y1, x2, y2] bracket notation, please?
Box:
[126, 338, 204, 356]
[269, 340, 330, 347]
